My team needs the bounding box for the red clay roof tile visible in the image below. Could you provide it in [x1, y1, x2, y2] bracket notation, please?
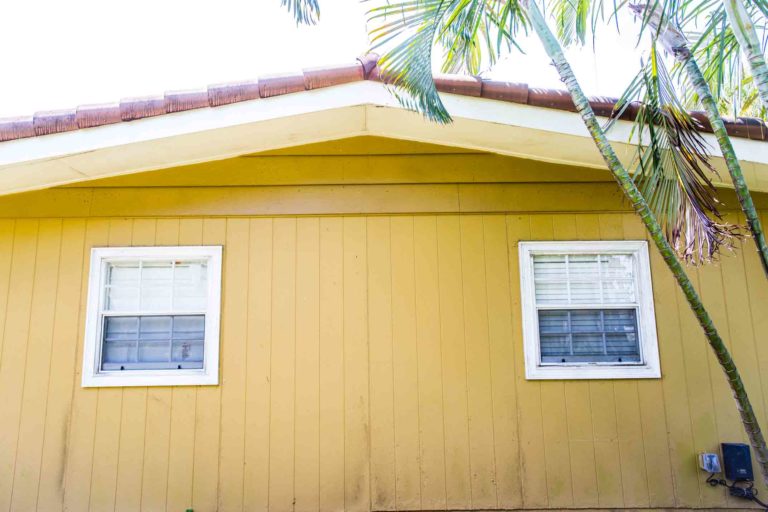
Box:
[119, 96, 165, 121]
[0, 53, 765, 144]
[588, 97, 618, 118]
[165, 89, 209, 113]
[357, 53, 379, 79]
[434, 74, 482, 97]
[528, 88, 576, 112]
[76, 103, 122, 128]
[480, 80, 528, 103]
[0, 117, 35, 142]
[258, 73, 305, 98]
[207, 80, 260, 107]
[304, 63, 363, 90]
[33, 109, 78, 136]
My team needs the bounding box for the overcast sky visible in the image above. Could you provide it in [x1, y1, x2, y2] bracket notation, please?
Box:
[0, 0, 647, 117]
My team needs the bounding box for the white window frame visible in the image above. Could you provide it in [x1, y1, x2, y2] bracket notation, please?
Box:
[82, 245, 222, 387]
[519, 240, 660, 380]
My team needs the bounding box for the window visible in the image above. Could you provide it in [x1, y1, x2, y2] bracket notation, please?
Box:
[82, 246, 222, 387]
[519, 241, 660, 380]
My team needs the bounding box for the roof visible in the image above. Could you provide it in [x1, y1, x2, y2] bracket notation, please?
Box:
[1, 53, 765, 144]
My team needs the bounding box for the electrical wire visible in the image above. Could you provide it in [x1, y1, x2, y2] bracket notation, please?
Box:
[706, 473, 768, 510]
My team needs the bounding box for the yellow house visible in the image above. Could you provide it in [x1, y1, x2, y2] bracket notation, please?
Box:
[0, 56, 767, 512]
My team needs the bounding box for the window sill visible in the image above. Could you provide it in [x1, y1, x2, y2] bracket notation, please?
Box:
[81, 369, 218, 387]
[525, 363, 661, 380]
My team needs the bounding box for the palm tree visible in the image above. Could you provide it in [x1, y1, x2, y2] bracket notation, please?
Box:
[279, 0, 768, 485]
[722, 0, 768, 112]
[629, 2, 768, 278]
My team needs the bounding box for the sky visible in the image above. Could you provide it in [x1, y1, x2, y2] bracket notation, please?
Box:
[0, 0, 649, 117]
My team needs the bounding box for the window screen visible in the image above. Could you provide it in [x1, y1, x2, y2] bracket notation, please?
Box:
[100, 259, 208, 371]
[532, 254, 642, 364]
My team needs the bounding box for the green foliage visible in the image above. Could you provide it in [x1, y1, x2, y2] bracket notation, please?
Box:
[367, 0, 528, 123]
[281, 0, 320, 25]
[609, 46, 739, 262]
[683, 2, 768, 117]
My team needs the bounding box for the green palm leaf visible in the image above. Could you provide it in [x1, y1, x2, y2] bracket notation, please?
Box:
[681, 2, 767, 117]
[366, 0, 527, 123]
[281, 0, 320, 25]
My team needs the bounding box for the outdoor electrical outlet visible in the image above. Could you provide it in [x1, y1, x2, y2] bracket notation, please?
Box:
[699, 453, 722, 473]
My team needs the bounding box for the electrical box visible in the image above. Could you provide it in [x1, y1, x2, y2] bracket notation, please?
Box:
[722, 443, 753, 481]
[699, 452, 721, 473]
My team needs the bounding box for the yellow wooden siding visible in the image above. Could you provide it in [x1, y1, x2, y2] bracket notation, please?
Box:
[0, 210, 767, 511]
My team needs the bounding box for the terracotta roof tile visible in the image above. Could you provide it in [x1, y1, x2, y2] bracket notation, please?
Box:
[258, 73, 305, 98]
[119, 96, 165, 121]
[76, 103, 122, 128]
[480, 80, 528, 103]
[588, 97, 618, 118]
[0, 117, 35, 142]
[357, 53, 379, 79]
[0, 53, 765, 144]
[367, 65, 393, 84]
[434, 74, 482, 97]
[33, 109, 78, 136]
[528, 88, 576, 112]
[304, 63, 363, 90]
[207, 80, 259, 107]
[165, 89, 209, 113]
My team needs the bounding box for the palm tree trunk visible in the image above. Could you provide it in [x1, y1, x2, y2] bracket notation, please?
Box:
[723, 0, 768, 112]
[523, 0, 768, 486]
[680, 51, 768, 279]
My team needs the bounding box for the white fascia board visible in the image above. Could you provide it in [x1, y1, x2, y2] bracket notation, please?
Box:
[0, 81, 386, 167]
[438, 92, 765, 164]
[0, 80, 765, 196]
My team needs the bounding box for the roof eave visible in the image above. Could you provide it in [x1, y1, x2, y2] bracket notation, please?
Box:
[0, 80, 765, 196]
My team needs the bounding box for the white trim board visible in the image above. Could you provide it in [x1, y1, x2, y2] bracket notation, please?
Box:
[0, 80, 766, 196]
[82, 245, 223, 388]
[518, 240, 661, 380]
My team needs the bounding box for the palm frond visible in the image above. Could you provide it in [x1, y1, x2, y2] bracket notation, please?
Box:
[280, 0, 320, 25]
[551, 0, 611, 46]
[368, 0, 454, 123]
[366, 0, 526, 123]
[680, 3, 768, 117]
[607, 46, 740, 263]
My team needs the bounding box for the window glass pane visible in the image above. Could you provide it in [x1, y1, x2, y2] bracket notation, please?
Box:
[533, 255, 567, 304]
[540, 335, 570, 357]
[105, 259, 208, 313]
[568, 254, 599, 277]
[173, 261, 208, 311]
[572, 333, 606, 355]
[138, 316, 172, 362]
[538, 309, 640, 363]
[101, 315, 204, 370]
[601, 254, 634, 279]
[570, 310, 601, 332]
[102, 316, 138, 364]
[606, 333, 640, 356]
[532, 253, 637, 306]
[603, 309, 637, 332]
[139, 261, 173, 311]
[533, 255, 566, 277]
[602, 279, 635, 303]
[538, 310, 569, 333]
[106, 263, 140, 311]
[569, 280, 602, 304]
[171, 315, 206, 363]
[534, 280, 569, 304]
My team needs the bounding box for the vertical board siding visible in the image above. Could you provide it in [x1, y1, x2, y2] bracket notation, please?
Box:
[0, 212, 767, 512]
